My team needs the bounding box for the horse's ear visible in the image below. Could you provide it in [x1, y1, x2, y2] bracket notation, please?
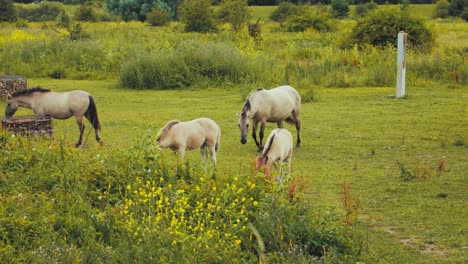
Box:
[236, 113, 240, 118]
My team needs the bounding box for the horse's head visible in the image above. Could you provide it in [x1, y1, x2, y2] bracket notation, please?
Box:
[156, 120, 180, 146]
[4, 98, 19, 118]
[238, 100, 251, 144]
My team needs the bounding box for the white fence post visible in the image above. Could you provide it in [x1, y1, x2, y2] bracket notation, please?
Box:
[396, 31, 407, 98]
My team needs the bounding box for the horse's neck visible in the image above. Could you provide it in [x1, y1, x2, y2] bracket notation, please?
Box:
[16, 95, 35, 109]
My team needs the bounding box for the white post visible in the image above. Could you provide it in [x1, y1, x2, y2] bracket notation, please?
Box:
[396, 31, 407, 98]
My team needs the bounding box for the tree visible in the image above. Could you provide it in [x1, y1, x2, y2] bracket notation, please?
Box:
[433, 0, 450, 18]
[178, 0, 217, 32]
[217, 0, 250, 32]
[0, 0, 17, 22]
[331, 0, 349, 18]
[448, 0, 468, 21]
[347, 8, 435, 52]
[105, 0, 174, 22]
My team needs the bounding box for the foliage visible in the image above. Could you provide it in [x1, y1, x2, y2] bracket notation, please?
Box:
[283, 7, 334, 32]
[448, 0, 467, 19]
[247, 19, 262, 43]
[105, 0, 172, 22]
[16, 2, 65, 22]
[346, 8, 435, 52]
[269, 2, 303, 23]
[354, 1, 377, 18]
[75, 4, 97, 22]
[217, 0, 251, 32]
[331, 0, 349, 18]
[0, 131, 360, 262]
[178, 0, 217, 32]
[146, 7, 170, 26]
[0, 0, 17, 22]
[119, 40, 275, 89]
[56, 11, 72, 29]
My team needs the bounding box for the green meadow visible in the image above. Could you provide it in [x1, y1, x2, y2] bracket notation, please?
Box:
[0, 4, 467, 263]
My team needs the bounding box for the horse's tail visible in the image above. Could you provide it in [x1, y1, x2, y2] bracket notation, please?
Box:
[85, 95, 101, 131]
[262, 132, 275, 159]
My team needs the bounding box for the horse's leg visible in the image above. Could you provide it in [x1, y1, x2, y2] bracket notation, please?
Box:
[277, 121, 283, 128]
[252, 121, 261, 149]
[200, 145, 208, 164]
[259, 121, 266, 151]
[75, 116, 85, 147]
[295, 118, 301, 148]
[178, 147, 186, 162]
[208, 143, 217, 165]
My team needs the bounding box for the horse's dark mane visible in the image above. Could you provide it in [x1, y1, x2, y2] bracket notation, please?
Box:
[160, 120, 180, 137]
[241, 99, 250, 115]
[262, 132, 275, 158]
[12, 86, 51, 97]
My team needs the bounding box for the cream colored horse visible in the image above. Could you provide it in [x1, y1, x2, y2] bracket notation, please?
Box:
[156, 117, 221, 164]
[256, 128, 293, 177]
[4, 87, 102, 147]
[238, 85, 301, 153]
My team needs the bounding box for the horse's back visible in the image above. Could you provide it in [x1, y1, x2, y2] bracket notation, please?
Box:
[264, 128, 293, 161]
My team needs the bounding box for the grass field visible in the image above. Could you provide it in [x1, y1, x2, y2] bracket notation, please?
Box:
[4, 78, 466, 263]
[0, 3, 467, 262]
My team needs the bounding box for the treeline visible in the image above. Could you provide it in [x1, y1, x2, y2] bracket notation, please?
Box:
[10, 0, 437, 5]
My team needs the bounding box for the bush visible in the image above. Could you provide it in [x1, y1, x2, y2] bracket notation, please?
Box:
[119, 40, 273, 89]
[283, 8, 334, 32]
[178, 0, 217, 33]
[434, 0, 450, 19]
[270, 2, 302, 23]
[217, 0, 250, 32]
[105, 0, 173, 22]
[448, 0, 467, 20]
[74, 4, 97, 22]
[16, 2, 65, 22]
[146, 7, 170, 26]
[0, 133, 361, 262]
[0, 0, 17, 22]
[347, 8, 435, 52]
[331, 0, 349, 18]
[354, 1, 377, 18]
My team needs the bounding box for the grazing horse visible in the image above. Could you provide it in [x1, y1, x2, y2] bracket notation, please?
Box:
[238, 85, 301, 152]
[256, 128, 293, 178]
[4, 87, 102, 147]
[156, 117, 221, 164]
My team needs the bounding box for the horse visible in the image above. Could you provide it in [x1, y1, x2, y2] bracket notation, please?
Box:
[4, 87, 102, 147]
[256, 128, 293, 178]
[237, 85, 301, 152]
[156, 117, 221, 164]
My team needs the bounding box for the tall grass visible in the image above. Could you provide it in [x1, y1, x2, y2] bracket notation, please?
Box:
[0, 132, 361, 262]
[120, 40, 277, 89]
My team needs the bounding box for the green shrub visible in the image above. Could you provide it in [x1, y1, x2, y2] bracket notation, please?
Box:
[331, 0, 349, 18]
[434, 0, 450, 18]
[270, 2, 302, 23]
[146, 7, 170, 26]
[448, 0, 467, 20]
[56, 11, 72, 28]
[347, 8, 435, 52]
[283, 8, 334, 32]
[217, 0, 251, 32]
[16, 2, 65, 22]
[178, 0, 217, 33]
[354, 1, 377, 18]
[0, 0, 17, 22]
[74, 4, 97, 22]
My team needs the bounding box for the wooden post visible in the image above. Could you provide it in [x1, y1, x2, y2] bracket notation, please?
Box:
[0, 75, 27, 100]
[396, 31, 407, 98]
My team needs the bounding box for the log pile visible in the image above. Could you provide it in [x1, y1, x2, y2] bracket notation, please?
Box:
[1, 116, 54, 138]
[0, 75, 27, 99]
